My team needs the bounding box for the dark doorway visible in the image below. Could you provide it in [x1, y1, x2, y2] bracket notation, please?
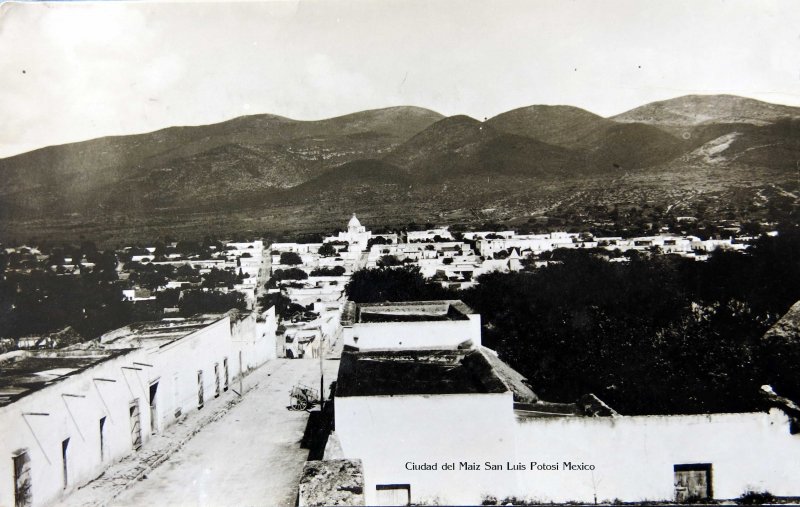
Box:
[674, 463, 712, 502]
[99, 417, 107, 461]
[149, 381, 159, 434]
[61, 438, 70, 489]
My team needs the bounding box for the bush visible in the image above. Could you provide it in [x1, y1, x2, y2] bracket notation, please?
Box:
[318, 243, 337, 257]
[738, 490, 775, 505]
[310, 266, 346, 276]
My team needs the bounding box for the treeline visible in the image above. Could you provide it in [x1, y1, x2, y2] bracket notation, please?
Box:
[344, 232, 800, 415]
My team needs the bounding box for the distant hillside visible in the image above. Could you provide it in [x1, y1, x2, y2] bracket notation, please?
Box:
[385, 115, 584, 181]
[486, 105, 608, 147]
[488, 105, 687, 170]
[612, 94, 800, 132]
[1, 95, 798, 243]
[0, 106, 444, 215]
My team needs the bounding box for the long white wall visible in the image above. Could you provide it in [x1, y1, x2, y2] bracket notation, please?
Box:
[137, 317, 235, 433]
[0, 349, 152, 507]
[511, 410, 800, 503]
[342, 316, 481, 351]
[335, 391, 800, 505]
[335, 392, 517, 506]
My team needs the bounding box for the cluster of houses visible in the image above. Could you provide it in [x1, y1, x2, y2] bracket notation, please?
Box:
[299, 299, 800, 506]
[121, 240, 264, 310]
[0, 308, 277, 507]
[2, 216, 795, 507]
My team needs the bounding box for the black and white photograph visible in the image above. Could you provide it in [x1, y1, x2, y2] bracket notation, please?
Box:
[1, 0, 799, 505]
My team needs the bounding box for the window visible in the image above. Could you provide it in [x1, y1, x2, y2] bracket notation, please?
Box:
[674, 463, 712, 502]
[214, 363, 221, 398]
[375, 484, 410, 506]
[197, 370, 204, 409]
[223, 358, 229, 392]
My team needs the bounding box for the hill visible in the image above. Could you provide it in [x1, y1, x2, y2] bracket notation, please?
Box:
[0, 106, 444, 216]
[0, 95, 798, 243]
[612, 94, 800, 132]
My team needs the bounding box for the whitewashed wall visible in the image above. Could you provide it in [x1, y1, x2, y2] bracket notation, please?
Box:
[342, 316, 481, 351]
[336, 390, 800, 505]
[335, 392, 517, 506]
[511, 409, 800, 503]
[0, 349, 152, 507]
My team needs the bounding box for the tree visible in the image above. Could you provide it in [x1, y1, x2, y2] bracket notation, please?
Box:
[318, 243, 337, 257]
[310, 266, 346, 276]
[179, 290, 246, 316]
[377, 255, 402, 267]
[345, 266, 454, 303]
[279, 251, 303, 265]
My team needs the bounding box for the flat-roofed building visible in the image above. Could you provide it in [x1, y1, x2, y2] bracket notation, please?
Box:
[340, 300, 481, 351]
[0, 348, 150, 507]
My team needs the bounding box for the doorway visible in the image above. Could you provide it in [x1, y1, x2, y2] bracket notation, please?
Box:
[149, 381, 159, 434]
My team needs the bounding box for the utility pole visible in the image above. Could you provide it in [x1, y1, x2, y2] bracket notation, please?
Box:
[318, 326, 324, 411]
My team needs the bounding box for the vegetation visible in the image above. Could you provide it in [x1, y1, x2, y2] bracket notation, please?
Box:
[345, 233, 800, 415]
[309, 266, 346, 276]
[178, 290, 246, 317]
[318, 243, 337, 257]
[346, 266, 453, 303]
[279, 251, 303, 265]
[257, 291, 305, 320]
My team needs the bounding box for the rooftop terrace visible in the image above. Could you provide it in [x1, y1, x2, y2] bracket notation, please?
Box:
[347, 300, 474, 325]
[100, 314, 225, 348]
[336, 348, 509, 398]
[0, 349, 132, 407]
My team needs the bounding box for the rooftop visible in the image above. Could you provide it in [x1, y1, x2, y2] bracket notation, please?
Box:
[353, 300, 474, 324]
[763, 300, 800, 343]
[0, 349, 132, 407]
[336, 348, 508, 397]
[100, 314, 226, 348]
[298, 459, 365, 506]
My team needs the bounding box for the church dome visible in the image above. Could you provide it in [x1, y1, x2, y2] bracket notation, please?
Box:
[348, 214, 362, 229]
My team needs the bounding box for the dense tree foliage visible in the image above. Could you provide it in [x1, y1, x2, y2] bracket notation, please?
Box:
[310, 266, 346, 276]
[346, 266, 454, 303]
[257, 292, 306, 320]
[318, 243, 337, 257]
[178, 290, 246, 317]
[0, 271, 131, 339]
[279, 251, 303, 265]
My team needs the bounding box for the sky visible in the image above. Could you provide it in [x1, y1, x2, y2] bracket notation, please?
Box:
[0, 0, 799, 157]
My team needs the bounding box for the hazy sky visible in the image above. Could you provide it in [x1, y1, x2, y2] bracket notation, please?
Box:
[1, 0, 799, 157]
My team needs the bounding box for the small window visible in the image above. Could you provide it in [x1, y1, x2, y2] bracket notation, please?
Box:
[214, 363, 221, 398]
[375, 484, 410, 506]
[674, 463, 712, 502]
[223, 358, 229, 392]
[197, 370, 204, 409]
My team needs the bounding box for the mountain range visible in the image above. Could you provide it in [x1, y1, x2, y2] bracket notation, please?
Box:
[1, 94, 799, 243]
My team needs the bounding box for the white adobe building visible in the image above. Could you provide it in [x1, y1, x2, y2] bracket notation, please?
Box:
[0, 311, 275, 507]
[326, 214, 372, 253]
[339, 300, 482, 351]
[327, 300, 800, 506]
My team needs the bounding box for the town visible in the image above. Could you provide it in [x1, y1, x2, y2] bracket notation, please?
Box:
[1, 214, 799, 506]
